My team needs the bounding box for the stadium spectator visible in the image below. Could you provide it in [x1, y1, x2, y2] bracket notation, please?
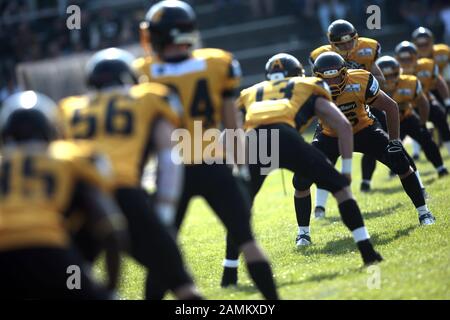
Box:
[440, 5, 450, 44]
[400, 0, 428, 30]
[316, 0, 348, 34]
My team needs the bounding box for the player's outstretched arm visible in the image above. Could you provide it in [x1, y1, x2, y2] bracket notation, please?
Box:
[371, 63, 386, 84]
[314, 97, 354, 180]
[370, 91, 400, 140]
[152, 117, 184, 227]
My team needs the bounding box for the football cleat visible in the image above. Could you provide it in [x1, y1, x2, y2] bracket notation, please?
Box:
[220, 267, 238, 287]
[295, 234, 312, 247]
[363, 250, 384, 266]
[419, 212, 436, 225]
[360, 181, 371, 192]
[438, 168, 449, 178]
[357, 240, 383, 266]
[412, 153, 420, 161]
[314, 206, 326, 219]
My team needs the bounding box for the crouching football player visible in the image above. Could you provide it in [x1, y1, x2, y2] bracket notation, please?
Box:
[221, 53, 383, 287]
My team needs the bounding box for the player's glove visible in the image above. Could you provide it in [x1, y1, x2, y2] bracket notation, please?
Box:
[386, 139, 410, 175]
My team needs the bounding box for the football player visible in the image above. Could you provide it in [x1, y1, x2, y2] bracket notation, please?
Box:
[395, 41, 450, 158]
[60, 48, 202, 300]
[362, 56, 448, 185]
[309, 19, 387, 212]
[221, 53, 382, 285]
[412, 27, 450, 97]
[134, 0, 278, 299]
[411, 28, 450, 157]
[309, 19, 384, 80]
[297, 52, 436, 241]
[0, 91, 126, 299]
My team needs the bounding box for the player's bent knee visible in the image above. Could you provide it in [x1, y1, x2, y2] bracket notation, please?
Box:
[240, 241, 267, 263]
[333, 186, 353, 204]
[295, 189, 311, 198]
[292, 174, 313, 191]
[399, 167, 414, 179]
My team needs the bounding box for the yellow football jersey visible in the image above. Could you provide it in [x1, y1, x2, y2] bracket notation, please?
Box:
[320, 69, 379, 137]
[403, 58, 439, 96]
[310, 37, 381, 71]
[387, 74, 422, 121]
[0, 140, 111, 251]
[60, 82, 181, 188]
[133, 48, 241, 163]
[238, 77, 331, 132]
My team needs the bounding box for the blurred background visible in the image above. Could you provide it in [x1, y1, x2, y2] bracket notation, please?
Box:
[1, 0, 450, 102]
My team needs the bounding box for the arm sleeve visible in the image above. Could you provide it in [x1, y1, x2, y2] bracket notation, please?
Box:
[223, 56, 242, 98]
[365, 74, 381, 104]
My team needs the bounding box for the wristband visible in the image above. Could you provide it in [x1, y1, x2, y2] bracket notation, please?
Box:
[341, 158, 352, 174]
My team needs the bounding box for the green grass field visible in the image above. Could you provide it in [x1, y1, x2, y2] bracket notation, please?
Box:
[108, 135, 450, 300]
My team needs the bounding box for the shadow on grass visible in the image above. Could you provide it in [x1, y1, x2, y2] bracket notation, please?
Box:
[322, 203, 403, 224]
[371, 184, 405, 195]
[229, 265, 363, 294]
[370, 172, 439, 194]
[423, 176, 437, 185]
[299, 225, 417, 257]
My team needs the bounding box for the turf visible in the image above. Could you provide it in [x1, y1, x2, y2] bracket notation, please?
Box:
[101, 134, 450, 300]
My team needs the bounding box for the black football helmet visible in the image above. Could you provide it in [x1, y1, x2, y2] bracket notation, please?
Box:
[376, 56, 401, 91]
[327, 19, 358, 57]
[143, 0, 198, 54]
[313, 52, 348, 97]
[0, 91, 58, 144]
[86, 48, 138, 89]
[265, 53, 305, 80]
[412, 27, 434, 58]
[394, 41, 418, 74]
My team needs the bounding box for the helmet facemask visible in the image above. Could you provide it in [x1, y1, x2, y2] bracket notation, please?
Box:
[381, 68, 400, 92]
[414, 36, 433, 58]
[396, 51, 417, 75]
[329, 33, 358, 58]
[315, 67, 348, 97]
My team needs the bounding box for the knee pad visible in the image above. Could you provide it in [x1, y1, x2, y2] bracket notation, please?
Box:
[292, 173, 313, 191]
[386, 146, 411, 175]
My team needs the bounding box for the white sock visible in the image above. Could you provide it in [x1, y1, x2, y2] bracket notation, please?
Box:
[415, 171, 424, 189]
[352, 226, 370, 242]
[315, 188, 329, 209]
[437, 165, 446, 173]
[362, 179, 371, 185]
[298, 226, 310, 235]
[223, 259, 239, 268]
[445, 141, 450, 156]
[417, 204, 429, 216]
[412, 140, 421, 156]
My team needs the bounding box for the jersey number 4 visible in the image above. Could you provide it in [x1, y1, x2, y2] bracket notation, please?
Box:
[71, 97, 134, 139]
[168, 79, 214, 128]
